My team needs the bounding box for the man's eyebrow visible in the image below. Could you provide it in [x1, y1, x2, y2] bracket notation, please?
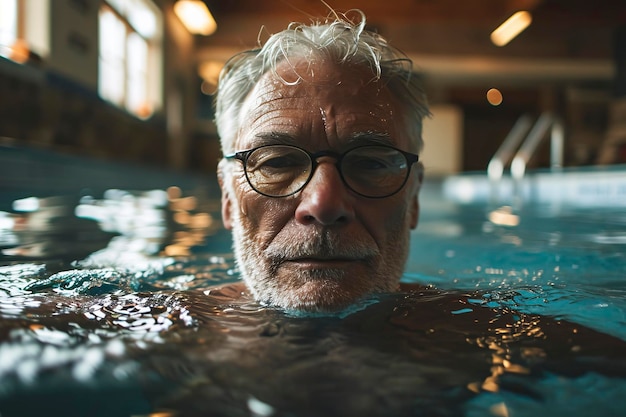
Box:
[253, 132, 298, 146]
[347, 132, 394, 146]
[252, 131, 393, 147]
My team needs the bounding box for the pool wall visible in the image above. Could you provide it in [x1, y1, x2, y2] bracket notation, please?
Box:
[442, 165, 626, 208]
[0, 139, 218, 209]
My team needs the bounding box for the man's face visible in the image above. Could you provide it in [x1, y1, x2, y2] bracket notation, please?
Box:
[219, 59, 422, 312]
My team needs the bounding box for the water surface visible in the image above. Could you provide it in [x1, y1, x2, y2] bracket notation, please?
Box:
[1, 185, 625, 417]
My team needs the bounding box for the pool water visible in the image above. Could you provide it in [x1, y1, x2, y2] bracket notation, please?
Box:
[0, 182, 625, 417]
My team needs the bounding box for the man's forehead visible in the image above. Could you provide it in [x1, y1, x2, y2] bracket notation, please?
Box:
[235, 58, 406, 149]
[240, 70, 396, 127]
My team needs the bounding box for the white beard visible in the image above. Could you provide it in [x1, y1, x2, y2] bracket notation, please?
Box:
[228, 199, 408, 313]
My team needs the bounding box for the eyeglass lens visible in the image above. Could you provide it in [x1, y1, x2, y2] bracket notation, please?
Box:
[244, 145, 411, 198]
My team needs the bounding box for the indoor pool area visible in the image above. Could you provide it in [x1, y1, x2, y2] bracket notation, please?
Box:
[0, 145, 625, 417]
[2, 1, 626, 416]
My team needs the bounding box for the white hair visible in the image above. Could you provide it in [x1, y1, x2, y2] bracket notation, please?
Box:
[213, 10, 429, 155]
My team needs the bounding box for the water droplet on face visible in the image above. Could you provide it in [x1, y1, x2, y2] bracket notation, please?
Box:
[319, 107, 328, 131]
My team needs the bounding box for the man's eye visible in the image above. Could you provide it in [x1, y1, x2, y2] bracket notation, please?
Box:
[259, 155, 303, 169]
[249, 149, 309, 171]
[348, 157, 392, 171]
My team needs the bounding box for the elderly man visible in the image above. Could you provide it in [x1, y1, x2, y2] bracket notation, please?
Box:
[214, 10, 429, 313]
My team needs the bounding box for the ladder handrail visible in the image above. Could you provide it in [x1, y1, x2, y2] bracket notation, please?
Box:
[511, 112, 564, 180]
[487, 114, 533, 183]
[488, 112, 565, 206]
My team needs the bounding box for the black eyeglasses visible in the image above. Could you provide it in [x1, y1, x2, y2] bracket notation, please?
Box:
[224, 144, 419, 198]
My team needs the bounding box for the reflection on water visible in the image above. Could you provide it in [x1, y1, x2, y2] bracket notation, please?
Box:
[0, 187, 625, 417]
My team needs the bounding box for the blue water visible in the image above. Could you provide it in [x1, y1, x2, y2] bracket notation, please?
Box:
[0, 180, 625, 417]
[407, 192, 626, 340]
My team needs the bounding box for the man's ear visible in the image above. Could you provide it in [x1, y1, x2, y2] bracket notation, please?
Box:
[217, 161, 233, 230]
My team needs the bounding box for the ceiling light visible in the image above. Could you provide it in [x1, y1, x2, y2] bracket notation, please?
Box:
[491, 11, 532, 47]
[174, 1, 217, 36]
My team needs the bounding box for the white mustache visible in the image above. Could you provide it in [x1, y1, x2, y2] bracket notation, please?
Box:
[265, 229, 378, 262]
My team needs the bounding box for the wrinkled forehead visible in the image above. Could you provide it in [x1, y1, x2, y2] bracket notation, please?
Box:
[236, 58, 404, 145]
[252, 58, 392, 103]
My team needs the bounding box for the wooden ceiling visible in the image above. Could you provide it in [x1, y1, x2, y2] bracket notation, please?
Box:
[195, 0, 626, 86]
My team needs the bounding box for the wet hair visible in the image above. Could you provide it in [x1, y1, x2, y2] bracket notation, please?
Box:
[213, 9, 429, 154]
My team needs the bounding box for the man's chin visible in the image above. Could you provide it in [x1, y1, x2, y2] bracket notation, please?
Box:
[255, 278, 378, 313]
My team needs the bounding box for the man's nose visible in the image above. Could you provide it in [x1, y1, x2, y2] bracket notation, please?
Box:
[294, 161, 355, 226]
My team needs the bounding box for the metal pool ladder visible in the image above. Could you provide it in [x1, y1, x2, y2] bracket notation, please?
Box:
[487, 112, 564, 205]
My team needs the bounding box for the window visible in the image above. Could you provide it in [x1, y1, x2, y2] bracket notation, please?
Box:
[99, 0, 162, 118]
[0, 0, 19, 60]
[0, 0, 49, 64]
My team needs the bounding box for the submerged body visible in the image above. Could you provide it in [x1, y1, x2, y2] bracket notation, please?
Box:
[1, 275, 625, 417]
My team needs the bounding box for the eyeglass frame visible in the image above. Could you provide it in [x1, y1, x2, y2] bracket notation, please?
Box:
[224, 144, 420, 199]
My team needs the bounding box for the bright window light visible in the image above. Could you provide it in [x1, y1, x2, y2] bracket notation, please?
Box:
[98, 1, 162, 118]
[126, 32, 149, 116]
[0, 0, 18, 58]
[99, 8, 126, 106]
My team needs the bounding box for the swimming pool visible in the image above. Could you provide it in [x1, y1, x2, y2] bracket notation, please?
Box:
[1, 152, 625, 417]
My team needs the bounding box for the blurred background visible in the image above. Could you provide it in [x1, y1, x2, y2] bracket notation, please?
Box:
[1, 0, 625, 184]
